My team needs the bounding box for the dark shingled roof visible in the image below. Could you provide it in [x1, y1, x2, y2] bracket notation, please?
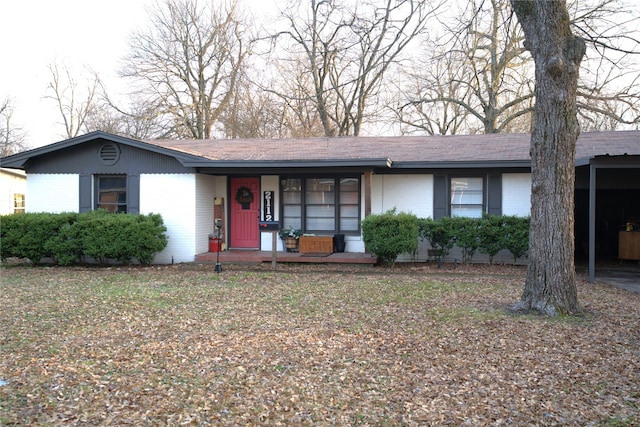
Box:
[1, 130, 638, 170]
[147, 130, 640, 166]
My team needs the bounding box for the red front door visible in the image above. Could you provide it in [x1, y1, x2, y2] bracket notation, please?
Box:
[230, 177, 260, 249]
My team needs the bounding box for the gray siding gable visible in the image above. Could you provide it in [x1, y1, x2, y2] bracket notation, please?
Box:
[27, 138, 194, 174]
[0, 131, 205, 173]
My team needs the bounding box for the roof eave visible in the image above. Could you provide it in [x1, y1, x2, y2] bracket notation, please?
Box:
[183, 158, 393, 168]
[390, 160, 532, 169]
[577, 154, 640, 168]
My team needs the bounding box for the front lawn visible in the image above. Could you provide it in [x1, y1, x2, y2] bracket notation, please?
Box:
[1, 263, 638, 425]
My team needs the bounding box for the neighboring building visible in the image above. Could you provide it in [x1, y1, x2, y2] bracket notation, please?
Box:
[0, 168, 26, 215]
[1, 130, 638, 276]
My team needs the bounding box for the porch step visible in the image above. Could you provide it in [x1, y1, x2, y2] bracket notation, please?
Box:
[194, 250, 377, 265]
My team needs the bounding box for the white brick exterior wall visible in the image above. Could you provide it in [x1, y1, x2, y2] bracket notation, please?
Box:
[27, 174, 79, 213]
[502, 173, 531, 217]
[349, 174, 434, 254]
[140, 174, 196, 264]
[20, 171, 532, 263]
[371, 174, 433, 217]
[195, 174, 218, 255]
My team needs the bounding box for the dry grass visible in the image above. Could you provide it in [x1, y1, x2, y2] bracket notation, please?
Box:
[1, 262, 638, 426]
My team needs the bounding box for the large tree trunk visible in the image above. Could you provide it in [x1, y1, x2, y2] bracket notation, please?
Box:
[511, 1, 586, 316]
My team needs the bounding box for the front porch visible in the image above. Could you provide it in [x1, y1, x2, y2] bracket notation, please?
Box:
[195, 250, 378, 265]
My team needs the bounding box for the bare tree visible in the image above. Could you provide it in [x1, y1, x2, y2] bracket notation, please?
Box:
[46, 62, 100, 139]
[274, 0, 443, 137]
[0, 97, 28, 157]
[401, 0, 535, 135]
[83, 94, 171, 140]
[121, 0, 252, 140]
[218, 75, 285, 139]
[400, 0, 639, 135]
[571, 0, 640, 130]
[397, 47, 483, 135]
[252, 57, 328, 138]
[511, 0, 586, 316]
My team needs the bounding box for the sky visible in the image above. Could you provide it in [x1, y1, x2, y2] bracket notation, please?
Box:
[0, 0, 280, 150]
[2, 1, 637, 151]
[1, 1, 158, 148]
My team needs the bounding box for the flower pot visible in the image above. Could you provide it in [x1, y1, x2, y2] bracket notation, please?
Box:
[334, 234, 346, 252]
[209, 238, 220, 252]
[285, 237, 298, 252]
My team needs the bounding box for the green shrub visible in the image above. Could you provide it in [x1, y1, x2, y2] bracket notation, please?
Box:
[0, 214, 23, 259]
[77, 210, 168, 265]
[0, 212, 78, 263]
[417, 216, 456, 262]
[362, 209, 419, 267]
[42, 213, 82, 265]
[503, 215, 530, 262]
[129, 213, 168, 265]
[0, 210, 167, 265]
[477, 214, 506, 264]
[450, 216, 480, 263]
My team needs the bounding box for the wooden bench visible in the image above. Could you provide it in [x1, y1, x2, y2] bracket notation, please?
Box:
[299, 236, 334, 253]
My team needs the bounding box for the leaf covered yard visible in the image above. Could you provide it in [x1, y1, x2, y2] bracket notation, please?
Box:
[1, 264, 638, 426]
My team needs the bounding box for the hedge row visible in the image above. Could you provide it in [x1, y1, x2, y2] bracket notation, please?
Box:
[362, 210, 530, 266]
[1, 210, 168, 265]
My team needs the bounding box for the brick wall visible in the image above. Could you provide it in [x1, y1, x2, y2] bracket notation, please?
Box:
[140, 173, 196, 263]
[27, 174, 79, 213]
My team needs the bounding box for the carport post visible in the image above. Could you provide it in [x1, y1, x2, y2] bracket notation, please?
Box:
[588, 163, 596, 283]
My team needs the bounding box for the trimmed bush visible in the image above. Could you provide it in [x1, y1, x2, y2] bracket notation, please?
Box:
[417, 216, 456, 262]
[0, 212, 79, 263]
[477, 214, 506, 264]
[415, 214, 530, 265]
[43, 213, 83, 265]
[503, 215, 530, 263]
[0, 211, 168, 265]
[450, 216, 480, 263]
[362, 209, 419, 267]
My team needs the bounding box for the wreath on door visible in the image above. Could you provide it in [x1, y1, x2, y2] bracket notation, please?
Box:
[235, 186, 254, 209]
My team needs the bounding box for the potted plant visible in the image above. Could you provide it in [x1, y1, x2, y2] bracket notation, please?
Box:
[208, 232, 220, 252]
[278, 226, 302, 252]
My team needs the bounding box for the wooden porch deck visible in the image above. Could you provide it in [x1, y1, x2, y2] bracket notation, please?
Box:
[195, 250, 378, 265]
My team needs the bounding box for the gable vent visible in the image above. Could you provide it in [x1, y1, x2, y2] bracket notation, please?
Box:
[99, 143, 121, 166]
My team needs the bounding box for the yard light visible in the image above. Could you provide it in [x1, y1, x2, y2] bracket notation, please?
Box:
[214, 218, 222, 273]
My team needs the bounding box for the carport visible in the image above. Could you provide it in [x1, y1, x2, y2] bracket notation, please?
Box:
[575, 155, 640, 282]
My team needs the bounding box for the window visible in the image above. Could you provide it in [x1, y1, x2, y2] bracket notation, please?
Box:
[282, 178, 302, 230]
[450, 177, 483, 218]
[281, 176, 360, 234]
[305, 178, 336, 231]
[13, 194, 25, 214]
[96, 176, 127, 213]
[339, 178, 359, 231]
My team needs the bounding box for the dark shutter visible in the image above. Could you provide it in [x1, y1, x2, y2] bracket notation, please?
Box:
[487, 173, 502, 216]
[79, 174, 91, 213]
[433, 174, 448, 219]
[128, 175, 140, 214]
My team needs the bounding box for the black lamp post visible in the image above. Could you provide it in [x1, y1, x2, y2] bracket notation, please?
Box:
[214, 218, 222, 273]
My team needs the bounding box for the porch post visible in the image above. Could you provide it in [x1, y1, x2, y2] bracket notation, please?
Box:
[588, 163, 596, 283]
[364, 170, 372, 218]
